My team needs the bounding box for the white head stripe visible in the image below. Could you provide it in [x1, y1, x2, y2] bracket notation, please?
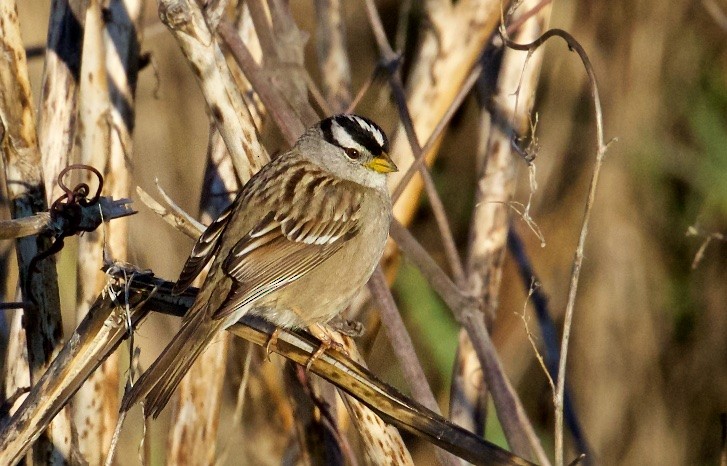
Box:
[331, 120, 363, 151]
[351, 116, 385, 147]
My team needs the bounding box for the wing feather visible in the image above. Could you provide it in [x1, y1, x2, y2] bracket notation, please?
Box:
[172, 196, 238, 294]
[212, 178, 362, 320]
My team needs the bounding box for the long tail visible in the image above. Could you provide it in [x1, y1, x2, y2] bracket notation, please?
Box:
[120, 304, 224, 418]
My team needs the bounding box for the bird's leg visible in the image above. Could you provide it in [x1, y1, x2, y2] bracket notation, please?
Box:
[305, 323, 348, 371]
[264, 327, 282, 360]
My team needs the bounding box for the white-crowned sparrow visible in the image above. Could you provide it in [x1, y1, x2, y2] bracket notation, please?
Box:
[121, 114, 397, 417]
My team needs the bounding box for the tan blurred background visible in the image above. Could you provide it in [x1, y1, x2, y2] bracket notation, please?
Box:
[7, 0, 727, 465]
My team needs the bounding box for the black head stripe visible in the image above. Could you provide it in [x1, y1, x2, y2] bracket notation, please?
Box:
[333, 115, 387, 156]
[320, 117, 335, 146]
[318, 114, 389, 156]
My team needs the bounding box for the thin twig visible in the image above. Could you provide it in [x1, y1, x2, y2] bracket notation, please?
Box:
[369, 267, 440, 413]
[157, 0, 268, 179]
[364, 0, 466, 285]
[502, 28, 614, 466]
[517, 280, 555, 393]
[507, 228, 592, 460]
[135, 186, 204, 240]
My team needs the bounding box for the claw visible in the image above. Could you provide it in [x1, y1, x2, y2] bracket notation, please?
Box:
[305, 324, 348, 371]
[265, 328, 281, 361]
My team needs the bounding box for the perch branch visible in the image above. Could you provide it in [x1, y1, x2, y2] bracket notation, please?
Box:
[0, 266, 534, 466]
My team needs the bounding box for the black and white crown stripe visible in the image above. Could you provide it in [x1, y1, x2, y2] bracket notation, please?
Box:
[320, 115, 389, 156]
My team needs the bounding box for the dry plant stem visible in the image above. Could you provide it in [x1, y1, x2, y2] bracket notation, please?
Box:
[449, 330, 487, 435]
[368, 268, 439, 414]
[3, 305, 30, 418]
[390, 220, 550, 465]
[391, 63, 483, 204]
[0, 1, 74, 463]
[286, 364, 344, 465]
[241, 0, 318, 128]
[38, 0, 84, 203]
[265, 0, 320, 127]
[449, 77, 495, 437]
[218, 20, 306, 142]
[314, 0, 352, 113]
[337, 341, 414, 466]
[74, 2, 118, 462]
[157, 0, 269, 180]
[136, 186, 205, 239]
[503, 29, 610, 466]
[79, 0, 144, 462]
[216, 343, 254, 465]
[455, 0, 552, 438]
[244, 0, 277, 59]
[230, 2, 266, 129]
[167, 129, 240, 464]
[508, 228, 592, 460]
[0, 213, 53, 239]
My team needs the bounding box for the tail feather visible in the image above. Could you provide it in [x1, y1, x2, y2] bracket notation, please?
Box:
[120, 306, 224, 418]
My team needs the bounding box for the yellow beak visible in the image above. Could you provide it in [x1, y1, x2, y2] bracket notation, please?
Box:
[366, 152, 398, 174]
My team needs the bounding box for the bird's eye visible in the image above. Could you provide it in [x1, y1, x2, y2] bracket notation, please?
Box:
[344, 148, 361, 160]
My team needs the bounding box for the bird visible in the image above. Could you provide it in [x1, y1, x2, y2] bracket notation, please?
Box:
[120, 114, 397, 418]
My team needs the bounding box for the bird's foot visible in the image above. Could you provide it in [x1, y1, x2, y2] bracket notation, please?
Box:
[305, 324, 348, 371]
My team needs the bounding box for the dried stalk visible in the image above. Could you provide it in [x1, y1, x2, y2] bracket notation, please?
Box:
[314, 0, 352, 113]
[157, 0, 269, 179]
[136, 185, 204, 238]
[363, 0, 466, 285]
[167, 130, 239, 463]
[452, 0, 552, 440]
[3, 310, 30, 418]
[218, 20, 307, 141]
[0, 1, 74, 462]
[0, 272, 156, 466]
[37, 0, 84, 203]
[74, 0, 144, 462]
[374, 0, 501, 227]
[285, 363, 345, 465]
[229, 2, 266, 129]
[74, 2, 117, 461]
[369, 267, 459, 466]
[265, 0, 320, 126]
[337, 340, 414, 466]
